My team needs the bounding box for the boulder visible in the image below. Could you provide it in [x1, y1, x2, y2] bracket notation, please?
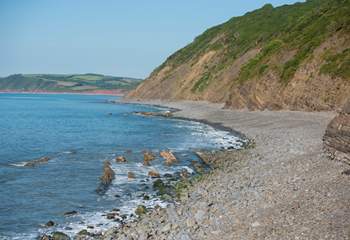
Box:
[148, 170, 160, 178]
[116, 156, 127, 163]
[100, 161, 115, 184]
[160, 150, 177, 166]
[51, 232, 70, 240]
[323, 100, 350, 164]
[135, 205, 147, 216]
[96, 161, 115, 194]
[143, 151, 155, 166]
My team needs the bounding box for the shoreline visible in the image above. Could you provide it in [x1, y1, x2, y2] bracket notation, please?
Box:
[117, 99, 248, 142]
[93, 100, 350, 240]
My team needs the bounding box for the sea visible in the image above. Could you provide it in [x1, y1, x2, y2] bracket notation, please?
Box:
[0, 93, 244, 239]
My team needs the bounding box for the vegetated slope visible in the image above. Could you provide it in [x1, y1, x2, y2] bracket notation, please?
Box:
[127, 0, 350, 111]
[0, 74, 142, 93]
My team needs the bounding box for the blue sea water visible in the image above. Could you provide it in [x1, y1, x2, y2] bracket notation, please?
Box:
[0, 93, 243, 239]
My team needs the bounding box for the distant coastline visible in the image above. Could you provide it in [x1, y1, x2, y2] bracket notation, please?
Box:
[0, 89, 126, 96]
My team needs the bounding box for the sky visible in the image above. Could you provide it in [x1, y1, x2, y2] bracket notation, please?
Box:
[0, 0, 303, 78]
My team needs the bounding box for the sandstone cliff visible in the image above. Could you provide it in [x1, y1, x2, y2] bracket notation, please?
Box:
[127, 0, 350, 111]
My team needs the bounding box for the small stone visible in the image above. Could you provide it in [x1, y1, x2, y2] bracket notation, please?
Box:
[252, 221, 261, 227]
[162, 223, 172, 233]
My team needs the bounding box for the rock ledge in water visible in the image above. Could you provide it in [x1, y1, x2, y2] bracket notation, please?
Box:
[24, 156, 51, 167]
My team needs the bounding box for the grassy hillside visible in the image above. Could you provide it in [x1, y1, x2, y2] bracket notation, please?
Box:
[0, 74, 142, 92]
[128, 0, 350, 111]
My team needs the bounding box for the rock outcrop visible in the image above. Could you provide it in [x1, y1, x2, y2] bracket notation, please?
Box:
[96, 161, 115, 194]
[160, 151, 177, 166]
[323, 100, 350, 164]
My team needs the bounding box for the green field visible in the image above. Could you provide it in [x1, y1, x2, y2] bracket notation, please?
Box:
[0, 73, 142, 92]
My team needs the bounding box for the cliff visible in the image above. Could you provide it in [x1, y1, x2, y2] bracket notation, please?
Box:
[127, 0, 350, 111]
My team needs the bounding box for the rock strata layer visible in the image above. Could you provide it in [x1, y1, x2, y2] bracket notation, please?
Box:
[323, 100, 350, 164]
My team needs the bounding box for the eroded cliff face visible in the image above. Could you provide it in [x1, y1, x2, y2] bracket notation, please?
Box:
[324, 101, 350, 164]
[127, 0, 350, 111]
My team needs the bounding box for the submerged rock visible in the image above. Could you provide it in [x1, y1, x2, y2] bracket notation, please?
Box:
[115, 156, 127, 163]
[160, 150, 177, 166]
[96, 161, 115, 194]
[24, 156, 51, 167]
[324, 100, 350, 164]
[134, 111, 173, 118]
[128, 171, 135, 179]
[64, 210, 78, 216]
[143, 151, 155, 166]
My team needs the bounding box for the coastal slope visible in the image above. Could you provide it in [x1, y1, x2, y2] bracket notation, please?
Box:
[102, 100, 350, 239]
[0, 74, 142, 94]
[127, 0, 350, 111]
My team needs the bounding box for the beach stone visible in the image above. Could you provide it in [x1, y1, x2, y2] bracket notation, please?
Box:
[39, 235, 52, 240]
[135, 205, 147, 216]
[161, 223, 172, 233]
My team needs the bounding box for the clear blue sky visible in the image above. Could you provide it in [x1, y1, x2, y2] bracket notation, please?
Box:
[0, 0, 303, 78]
